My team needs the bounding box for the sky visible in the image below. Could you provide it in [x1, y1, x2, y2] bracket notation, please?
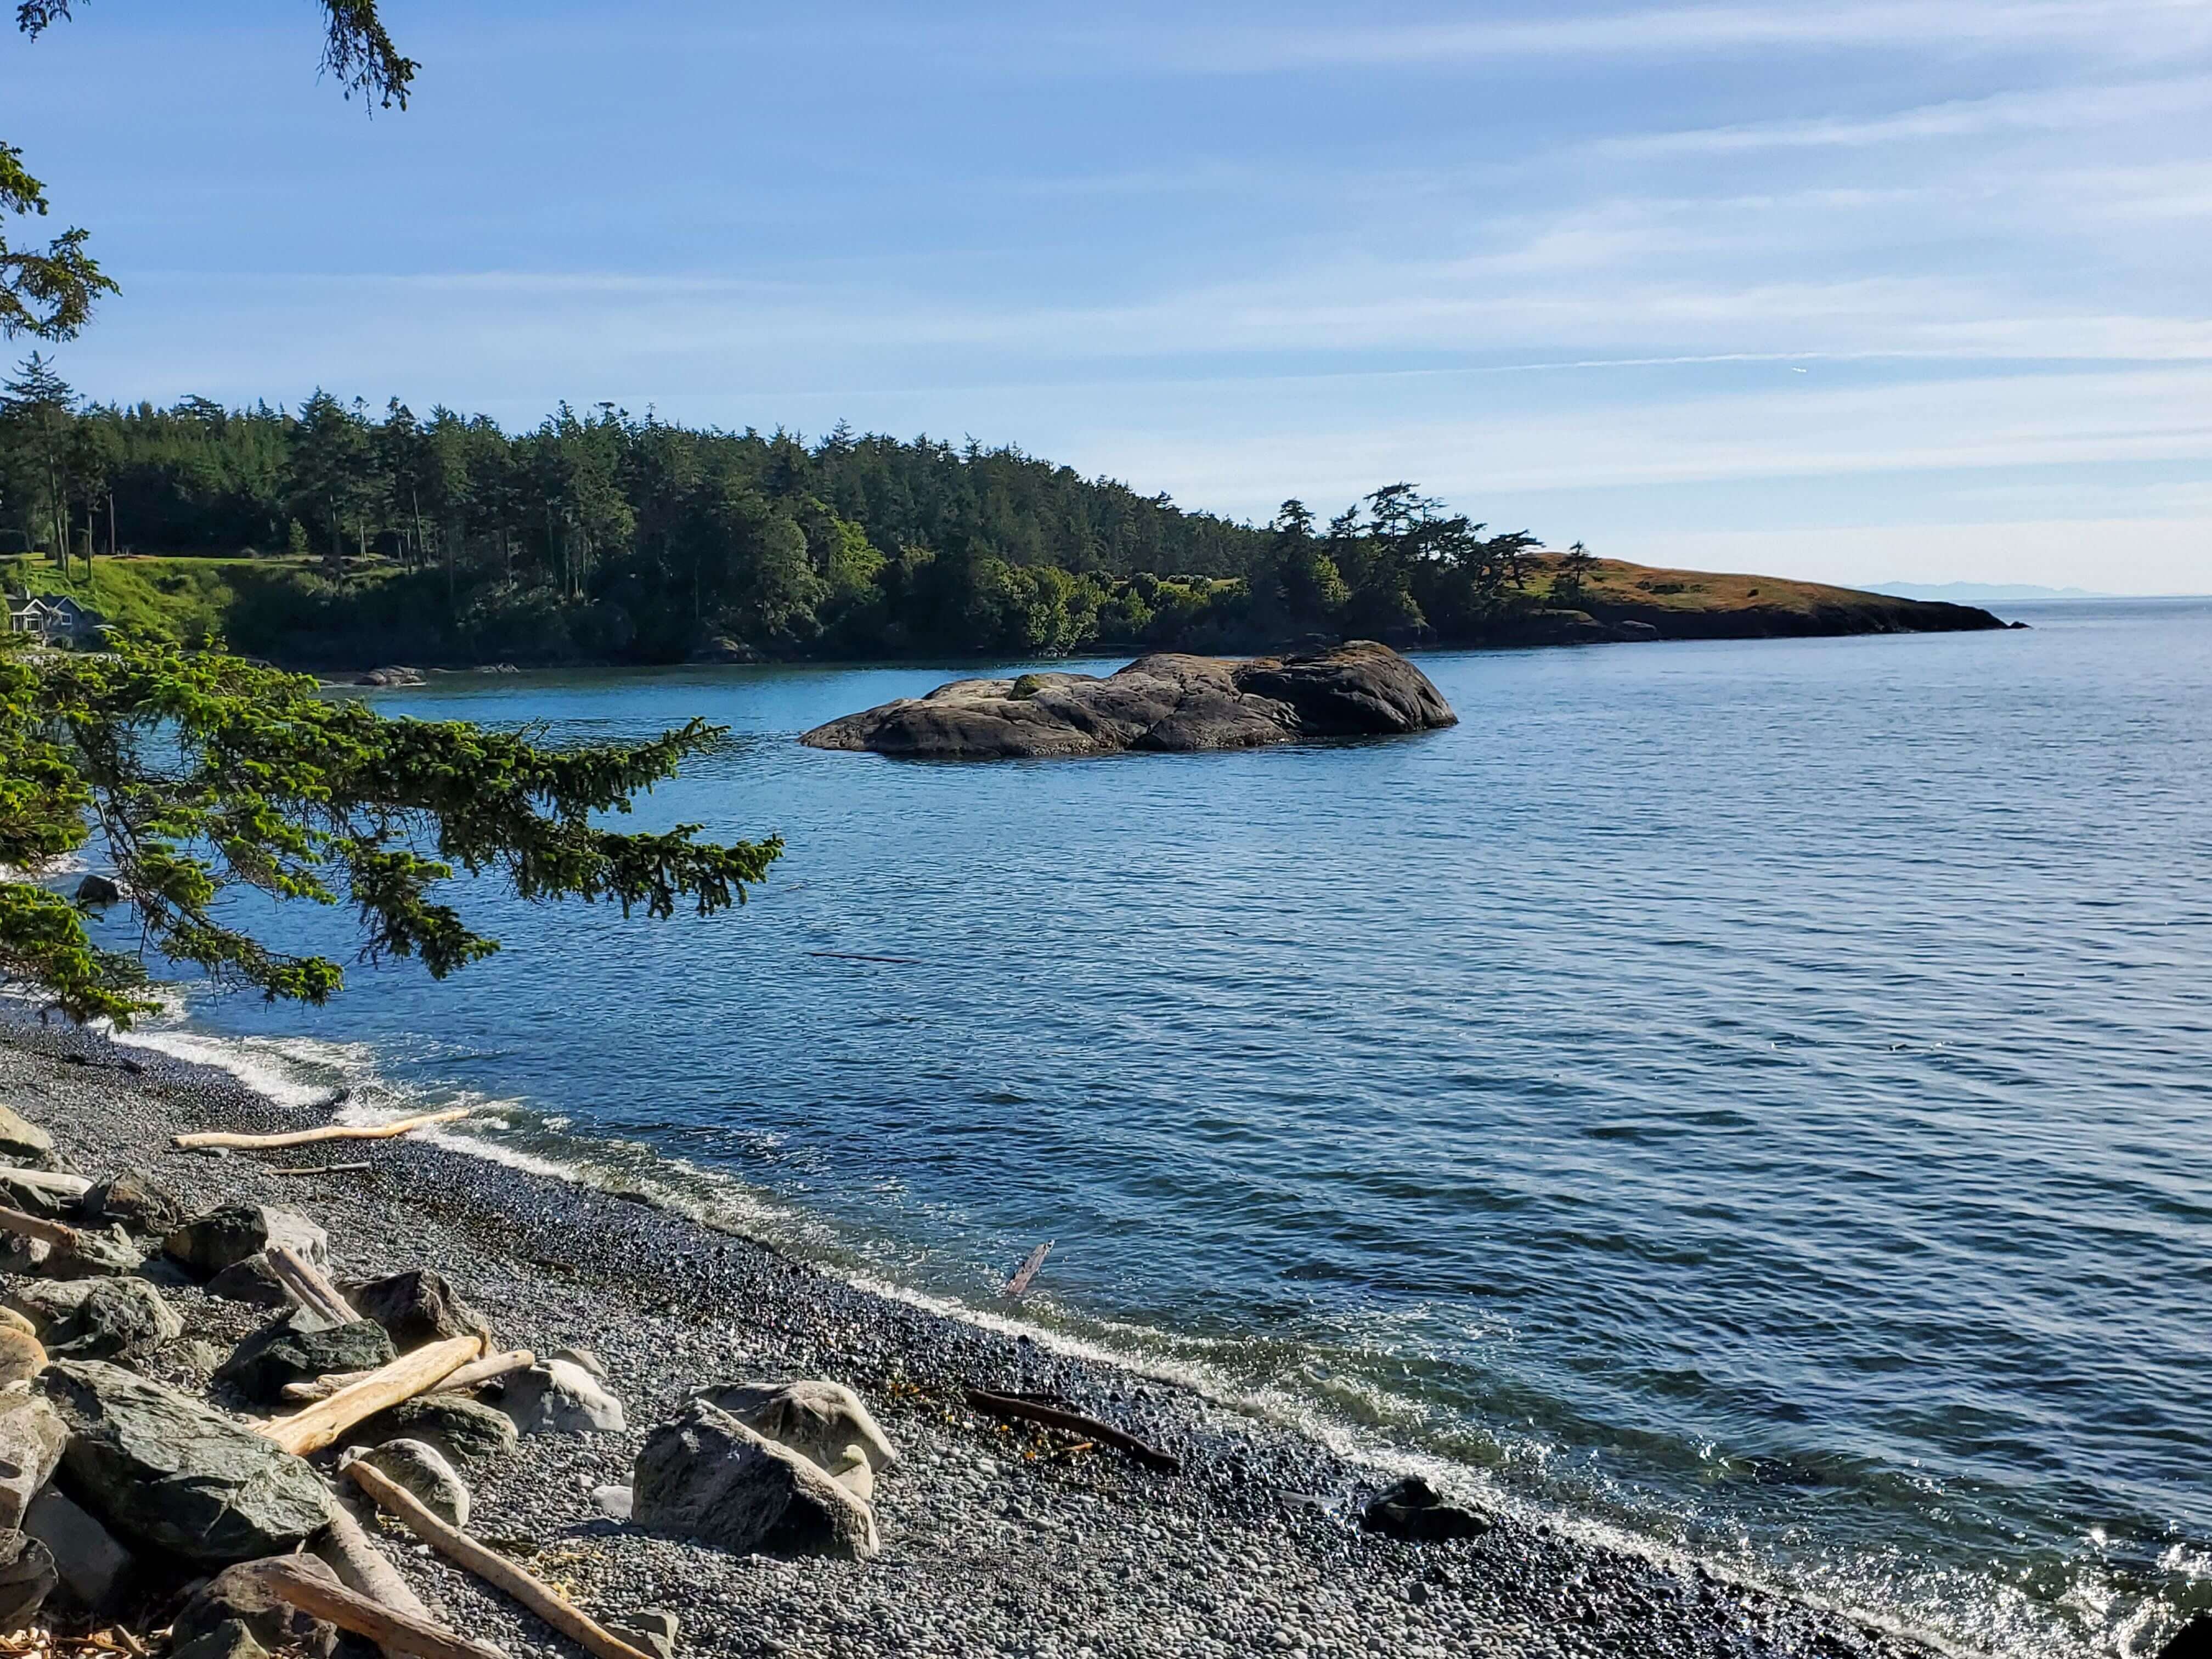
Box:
[5, 0, 2210, 592]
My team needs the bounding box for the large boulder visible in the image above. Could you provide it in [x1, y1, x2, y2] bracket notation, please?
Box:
[165, 1205, 329, 1277]
[10, 1276, 182, 1360]
[216, 1314, 394, 1406]
[353, 1395, 516, 1468]
[501, 1358, 624, 1435]
[46, 1223, 146, 1280]
[1359, 1476, 1492, 1543]
[22, 1489, 134, 1613]
[205, 1256, 290, 1307]
[80, 1170, 188, 1237]
[606, 1612, 678, 1659]
[0, 1165, 91, 1218]
[0, 1105, 59, 1171]
[169, 1621, 269, 1659]
[0, 1397, 66, 1530]
[799, 642, 1455, 759]
[39, 1360, 331, 1566]
[346, 1439, 469, 1528]
[341, 1269, 492, 1351]
[0, 1529, 58, 1626]
[633, 1399, 878, 1561]
[698, 1381, 898, 1485]
[173, 1556, 345, 1659]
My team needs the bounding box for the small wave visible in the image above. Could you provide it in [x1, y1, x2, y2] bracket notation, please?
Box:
[89, 1001, 2131, 1658]
[112, 1025, 375, 1112]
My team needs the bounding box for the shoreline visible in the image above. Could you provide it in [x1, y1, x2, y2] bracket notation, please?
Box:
[0, 1014, 1959, 1659]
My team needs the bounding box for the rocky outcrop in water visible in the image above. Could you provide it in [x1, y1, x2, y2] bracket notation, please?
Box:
[799, 641, 1455, 760]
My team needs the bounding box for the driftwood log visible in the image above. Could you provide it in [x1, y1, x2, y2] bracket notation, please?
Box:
[284, 1347, 535, 1406]
[258, 1334, 482, 1456]
[433, 1348, 535, 1394]
[1005, 1241, 1053, 1299]
[0, 1167, 92, 1201]
[964, 1387, 1182, 1473]
[0, 1203, 80, 1250]
[267, 1243, 359, 1325]
[243, 1556, 505, 1659]
[315, 1493, 440, 1637]
[346, 1462, 658, 1659]
[173, 1108, 470, 1152]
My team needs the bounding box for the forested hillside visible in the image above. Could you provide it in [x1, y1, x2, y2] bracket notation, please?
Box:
[0, 358, 2000, 666]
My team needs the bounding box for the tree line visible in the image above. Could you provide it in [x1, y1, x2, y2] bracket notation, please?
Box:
[1, 358, 1585, 664]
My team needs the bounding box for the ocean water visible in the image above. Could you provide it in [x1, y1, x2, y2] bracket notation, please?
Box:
[98, 600, 2212, 1657]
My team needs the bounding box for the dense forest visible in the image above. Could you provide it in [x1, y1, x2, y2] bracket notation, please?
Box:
[0, 356, 1599, 665]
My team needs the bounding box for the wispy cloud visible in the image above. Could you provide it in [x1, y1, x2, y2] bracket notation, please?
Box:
[1588, 74, 2212, 157]
[1140, 1, 2212, 71]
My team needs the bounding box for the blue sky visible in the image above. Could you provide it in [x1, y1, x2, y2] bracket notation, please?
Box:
[7, 1, 2210, 591]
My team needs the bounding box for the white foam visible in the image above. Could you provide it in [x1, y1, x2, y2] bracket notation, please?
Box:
[87, 1003, 2108, 1659]
[111, 1026, 368, 1111]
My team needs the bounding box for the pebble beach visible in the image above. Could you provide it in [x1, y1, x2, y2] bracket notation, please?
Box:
[0, 1015, 1951, 1659]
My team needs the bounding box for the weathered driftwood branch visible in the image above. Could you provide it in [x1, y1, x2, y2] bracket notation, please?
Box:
[173, 1108, 469, 1152]
[434, 1348, 535, 1394]
[1005, 1240, 1053, 1299]
[259, 1334, 482, 1456]
[267, 1243, 359, 1325]
[0, 1166, 92, 1200]
[0, 1203, 80, 1250]
[282, 1370, 373, 1404]
[964, 1387, 1182, 1474]
[243, 1556, 504, 1659]
[346, 1462, 658, 1659]
[315, 1492, 441, 1638]
[276, 1162, 375, 1177]
[284, 1347, 537, 1405]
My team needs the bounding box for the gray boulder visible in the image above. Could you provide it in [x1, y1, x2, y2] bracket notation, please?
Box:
[1359, 1476, 1493, 1543]
[173, 1556, 345, 1658]
[46, 1222, 146, 1280]
[633, 1399, 878, 1560]
[503, 1358, 625, 1435]
[342, 1269, 492, 1351]
[0, 1396, 66, 1530]
[81, 1169, 188, 1237]
[0, 1529, 58, 1626]
[10, 1276, 181, 1359]
[205, 1255, 290, 1307]
[800, 641, 1457, 759]
[22, 1489, 134, 1613]
[216, 1314, 395, 1406]
[698, 1380, 899, 1483]
[0, 1105, 58, 1171]
[354, 1395, 517, 1468]
[73, 874, 122, 906]
[347, 1438, 469, 1528]
[39, 1359, 331, 1566]
[550, 1345, 607, 1380]
[168, 1621, 269, 1659]
[165, 1205, 329, 1277]
[0, 1165, 91, 1218]
[606, 1611, 678, 1659]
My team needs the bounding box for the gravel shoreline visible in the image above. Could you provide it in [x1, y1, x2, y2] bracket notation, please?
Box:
[0, 1015, 1950, 1659]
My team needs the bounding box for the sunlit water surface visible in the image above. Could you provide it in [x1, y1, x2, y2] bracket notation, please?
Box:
[102, 601, 2212, 1656]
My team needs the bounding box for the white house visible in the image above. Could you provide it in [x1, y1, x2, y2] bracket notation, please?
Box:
[4, 588, 105, 645]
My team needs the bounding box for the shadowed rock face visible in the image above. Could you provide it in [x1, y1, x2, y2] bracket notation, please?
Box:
[800, 641, 1456, 759]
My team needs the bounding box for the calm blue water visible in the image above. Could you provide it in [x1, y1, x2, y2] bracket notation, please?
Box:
[109, 601, 2212, 1657]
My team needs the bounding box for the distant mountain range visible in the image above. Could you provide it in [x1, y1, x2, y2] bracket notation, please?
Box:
[1867, 582, 2113, 603]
